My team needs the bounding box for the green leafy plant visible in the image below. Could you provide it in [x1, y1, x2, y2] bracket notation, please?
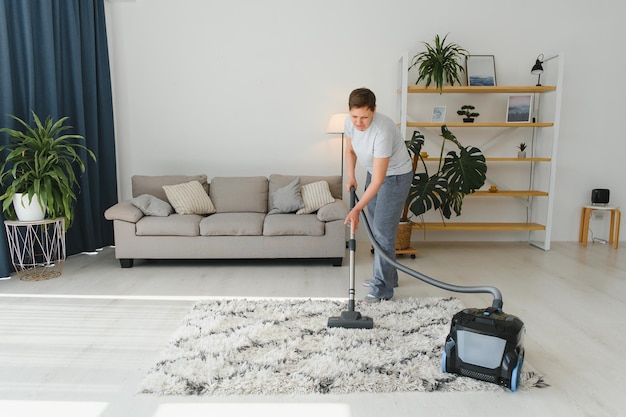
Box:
[408, 33, 468, 93]
[404, 126, 487, 219]
[518, 142, 527, 152]
[457, 105, 480, 121]
[0, 112, 96, 228]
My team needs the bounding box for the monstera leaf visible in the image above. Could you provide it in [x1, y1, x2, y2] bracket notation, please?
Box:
[405, 126, 486, 219]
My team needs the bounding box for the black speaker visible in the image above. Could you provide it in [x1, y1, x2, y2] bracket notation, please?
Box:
[591, 189, 610, 205]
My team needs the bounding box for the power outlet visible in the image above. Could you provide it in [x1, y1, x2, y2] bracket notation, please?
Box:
[592, 211, 605, 220]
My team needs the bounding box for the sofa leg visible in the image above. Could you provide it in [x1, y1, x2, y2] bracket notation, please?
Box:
[120, 258, 134, 268]
[332, 257, 343, 267]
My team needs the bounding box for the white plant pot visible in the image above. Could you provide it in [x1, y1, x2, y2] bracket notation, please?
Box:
[12, 193, 46, 221]
[517, 151, 527, 158]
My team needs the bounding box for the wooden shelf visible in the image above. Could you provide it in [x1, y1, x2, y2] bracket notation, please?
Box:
[412, 222, 546, 231]
[470, 190, 548, 197]
[485, 157, 551, 162]
[397, 52, 564, 250]
[407, 122, 553, 128]
[405, 85, 557, 94]
[421, 157, 551, 162]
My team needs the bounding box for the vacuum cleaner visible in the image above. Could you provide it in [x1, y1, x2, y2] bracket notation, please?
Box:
[328, 188, 525, 391]
[327, 188, 374, 329]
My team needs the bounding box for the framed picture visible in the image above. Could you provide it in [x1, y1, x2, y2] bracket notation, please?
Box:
[466, 55, 496, 86]
[506, 95, 533, 123]
[432, 106, 446, 123]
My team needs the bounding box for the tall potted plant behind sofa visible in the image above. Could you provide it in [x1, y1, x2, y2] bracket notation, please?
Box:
[0, 112, 96, 228]
[405, 126, 487, 221]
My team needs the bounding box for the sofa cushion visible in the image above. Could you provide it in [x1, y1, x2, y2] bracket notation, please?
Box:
[163, 180, 216, 215]
[200, 213, 265, 236]
[296, 180, 336, 214]
[135, 214, 202, 236]
[316, 200, 349, 222]
[132, 174, 209, 202]
[263, 213, 325, 236]
[209, 176, 268, 213]
[268, 177, 305, 215]
[130, 194, 173, 217]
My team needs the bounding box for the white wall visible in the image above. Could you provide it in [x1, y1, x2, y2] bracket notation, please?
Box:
[104, 0, 626, 243]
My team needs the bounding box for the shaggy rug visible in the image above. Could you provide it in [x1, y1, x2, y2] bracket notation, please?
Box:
[140, 297, 547, 396]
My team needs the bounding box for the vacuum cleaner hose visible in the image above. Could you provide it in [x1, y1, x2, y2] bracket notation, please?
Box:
[353, 189, 503, 310]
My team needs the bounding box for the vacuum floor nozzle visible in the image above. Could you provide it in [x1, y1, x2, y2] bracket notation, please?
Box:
[328, 311, 374, 329]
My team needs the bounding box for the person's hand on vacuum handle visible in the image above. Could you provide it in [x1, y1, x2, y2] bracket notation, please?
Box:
[344, 186, 360, 230]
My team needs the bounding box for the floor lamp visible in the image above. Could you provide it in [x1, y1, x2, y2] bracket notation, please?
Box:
[326, 113, 348, 178]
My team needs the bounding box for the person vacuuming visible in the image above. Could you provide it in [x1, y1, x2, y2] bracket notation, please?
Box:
[343, 87, 413, 304]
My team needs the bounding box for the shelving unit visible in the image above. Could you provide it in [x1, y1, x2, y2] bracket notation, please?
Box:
[397, 52, 564, 250]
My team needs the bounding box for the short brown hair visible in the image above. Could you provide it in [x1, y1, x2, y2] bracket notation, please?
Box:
[348, 88, 376, 111]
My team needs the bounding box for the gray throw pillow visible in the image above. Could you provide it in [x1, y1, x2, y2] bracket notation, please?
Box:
[130, 194, 173, 217]
[268, 178, 305, 214]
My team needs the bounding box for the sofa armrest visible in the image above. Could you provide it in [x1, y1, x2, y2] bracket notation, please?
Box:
[316, 200, 348, 222]
[104, 201, 144, 223]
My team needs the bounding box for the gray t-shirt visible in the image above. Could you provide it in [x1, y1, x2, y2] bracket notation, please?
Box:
[345, 112, 412, 176]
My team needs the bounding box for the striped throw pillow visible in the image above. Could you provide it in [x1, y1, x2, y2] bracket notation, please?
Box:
[296, 180, 335, 214]
[162, 180, 216, 215]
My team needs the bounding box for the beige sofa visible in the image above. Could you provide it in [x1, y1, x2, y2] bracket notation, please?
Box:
[104, 174, 348, 267]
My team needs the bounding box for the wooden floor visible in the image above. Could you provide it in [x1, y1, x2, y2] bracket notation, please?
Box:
[0, 241, 624, 417]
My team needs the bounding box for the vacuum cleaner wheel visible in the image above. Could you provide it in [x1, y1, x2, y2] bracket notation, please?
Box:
[509, 352, 524, 392]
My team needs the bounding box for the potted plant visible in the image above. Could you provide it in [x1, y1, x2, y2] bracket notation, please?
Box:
[517, 142, 527, 158]
[408, 33, 468, 93]
[404, 126, 487, 220]
[457, 105, 479, 123]
[0, 112, 96, 228]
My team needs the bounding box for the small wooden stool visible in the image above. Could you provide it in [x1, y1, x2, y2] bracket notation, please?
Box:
[579, 205, 621, 249]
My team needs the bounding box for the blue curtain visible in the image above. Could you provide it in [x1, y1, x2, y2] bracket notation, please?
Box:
[0, 0, 117, 276]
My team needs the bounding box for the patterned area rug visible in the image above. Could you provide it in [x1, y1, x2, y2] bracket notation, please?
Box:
[140, 297, 547, 395]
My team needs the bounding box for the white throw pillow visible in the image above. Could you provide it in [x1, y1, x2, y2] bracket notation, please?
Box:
[296, 180, 335, 214]
[162, 180, 216, 215]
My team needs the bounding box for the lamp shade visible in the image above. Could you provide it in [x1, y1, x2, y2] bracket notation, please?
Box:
[531, 54, 544, 74]
[326, 113, 348, 134]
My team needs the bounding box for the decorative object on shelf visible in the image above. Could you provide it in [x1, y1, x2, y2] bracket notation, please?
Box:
[326, 113, 349, 178]
[431, 105, 446, 122]
[531, 54, 544, 86]
[489, 185, 499, 193]
[457, 105, 480, 123]
[405, 126, 487, 219]
[506, 95, 533, 123]
[466, 55, 496, 86]
[420, 152, 429, 158]
[0, 112, 96, 228]
[517, 142, 527, 158]
[408, 33, 468, 93]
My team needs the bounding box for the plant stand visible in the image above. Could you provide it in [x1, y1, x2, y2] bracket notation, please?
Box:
[4, 218, 66, 281]
[370, 222, 419, 259]
[395, 246, 418, 259]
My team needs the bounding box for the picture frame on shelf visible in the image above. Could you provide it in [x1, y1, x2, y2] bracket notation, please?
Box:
[466, 55, 497, 86]
[431, 106, 446, 123]
[506, 94, 533, 123]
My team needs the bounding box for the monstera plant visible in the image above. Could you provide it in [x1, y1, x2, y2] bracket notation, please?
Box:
[405, 126, 486, 220]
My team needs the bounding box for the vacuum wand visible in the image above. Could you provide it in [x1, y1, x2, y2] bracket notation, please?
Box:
[355, 191, 503, 310]
[327, 187, 374, 329]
